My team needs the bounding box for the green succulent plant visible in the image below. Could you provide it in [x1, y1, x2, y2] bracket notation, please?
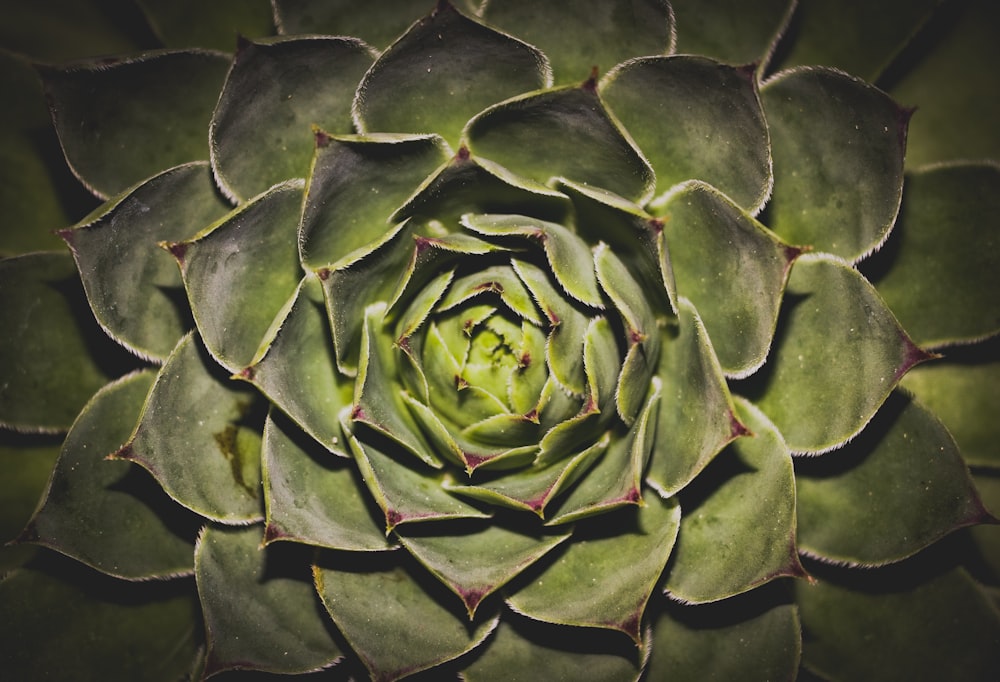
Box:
[2, 0, 1000, 679]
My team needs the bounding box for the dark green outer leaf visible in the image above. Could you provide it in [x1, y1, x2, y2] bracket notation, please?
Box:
[760, 66, 907, 261]
[870, 162, 1000, 347]
[354, 0, 549, 149]
[136, 0, 275, 50]
[61, 161, 230, 361]
[41, 49, 230, 199]
[0, 251, 119, 432]
[211, 36, 375, 202]
[0, 433, 60, 575]
[481, 0, 675, 85]
[0, 0, 148, 62]
[795, 390, 991, 566]
[670, 0, 792, 67]
[22, 371, 198, 580]
[196, 524, 344, 676]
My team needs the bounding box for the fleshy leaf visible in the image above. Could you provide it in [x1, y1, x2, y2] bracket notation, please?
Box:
[461, 616, 645, 681]
[664, 397, 803, 603]
[797, 566, 1000, 681]
[354, 0, 548, 148]
[60, 162, 230, 360]
[301, 133, 449, 269]
[116, 333, 263, 523]
[795, 390, 991, 566]
[0, 252, 124, 432]
[761, 67, 908, 261]
[21, 371, 198, 580]
[196, 524, 344, 677]
[273, 0, 439, 51]
[751, 253, 932, 454]
[398, 521, 571, 617]
[652, 181, 797, 376]
[171, 179, 304, 373]
[869, 163, 1000, 347]
[507, 492, 680, 644]
[314, 552, 499, 682]
[262, 409, 394, 551]
[646, 299, 744, 496]
[136, 0, 275, 51]
[601, 55, 772, 213]
[465, 84, 655, 204]
[40, 49, 230, 199]
[211, 37, 374, 202]
[481, 0, 674, 85]
[0, 433, 60, 575]
[646, 599, 801, 681]
[670, 0, 792, 66]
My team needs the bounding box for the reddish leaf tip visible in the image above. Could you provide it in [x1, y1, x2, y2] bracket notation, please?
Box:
[729, 411, 752, 440]
[317, 267, 331, 281]
[238, 366, 255, 381]
[164, 241, 188, 263]
[648, 217, 666, 234]
[314, 127, 332, 148]
[55, 227, 75, 245]
[455, 145, 471, 162]
[108, 444, 134, 462]
[263, 523, 289, 544]
[386, 508, 403, 531]
[350, 404, 366, 421]
[583, 66, 599, 92]
[460, 588, 488, 618]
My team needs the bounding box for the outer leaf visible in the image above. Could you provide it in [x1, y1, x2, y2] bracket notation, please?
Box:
[870, 163, 1000, 347]
[752, 253, 932, 453]
[670, 0, 792, 66]
[646, 298, 745, 496]
[481, 0, 674, 85]
[314, 552, 500, 682]
[211, 36, 374, 202]
[0, 559, 199, 681]
[0, 0, 146, 61]
[21, 371, 198, 580]
[461, 616, 645, 681]
[171, 180, 304, 373]
[601, 55, 772, 212]
[116, 333, 263, 523]
[136, 0, 275, 51]
[0, 433, 60, 574]
[795, 390, 991, 566]
[646, 600, 801, 681]
[398, 521, 571, 617]
[652, 181, 797, 376]
[196, 524, 344, 677]
[760, 67, 908, 261]
[0, 252, 123, 432]
[465, 84, 655, 204]
[354, 0, 548, 148]
[40, 49, 230, 199]
[797, 567, 1000, 681]
[665, 398, 803, 603]
[301, 133, 449, 269]
[60, 161, 230, 360]
[507, 492, 680, 644]
[262, 409, 394, 551]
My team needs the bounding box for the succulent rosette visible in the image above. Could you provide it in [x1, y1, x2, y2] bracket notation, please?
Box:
[2, 0, 1000, 680]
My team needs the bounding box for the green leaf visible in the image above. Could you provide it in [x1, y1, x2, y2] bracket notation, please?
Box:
[481, 0, 674, 85]
[172, 179, 304, 373]
[777, 0, 940, 82]
[795, 390, 990, 566]
[646, 299, 744, 496]
[211, 36, 374, 202]
[399, 521, 571, 617]
[244, 275, 353, 455]
[670, 0, 792, 66]
[461, 616, 645, 681]
[0, 432, 60, 574]
[196, 524, 344, 676]
[22, 371, 198, 579]
[136, 0, 275, 51]
[314, 552, 500, 682]
[752, 253, 931, 453]
[273, 0, 449, 51]
[466, 84, 655, 204]
[646, 600, 801, 681]
[0, 557, 200, 681]
[40, 49, 230, 199]
[61, 161, 230, 361]
[302, 133, 449, 269]
[869, 163, 1000, 347]
[760, 67, 907, 261]
[263, 410, 394, 551]
[117, 333, 263, 523]
[354, 1, 548, 149]
[652, 181, 797, 377]
[797, 566, 1000, 681]
[601, 55, 772, 212]
[665, 397, 803, 603]
[507, 492, 680, 644]
[0, 252, 124, 432]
